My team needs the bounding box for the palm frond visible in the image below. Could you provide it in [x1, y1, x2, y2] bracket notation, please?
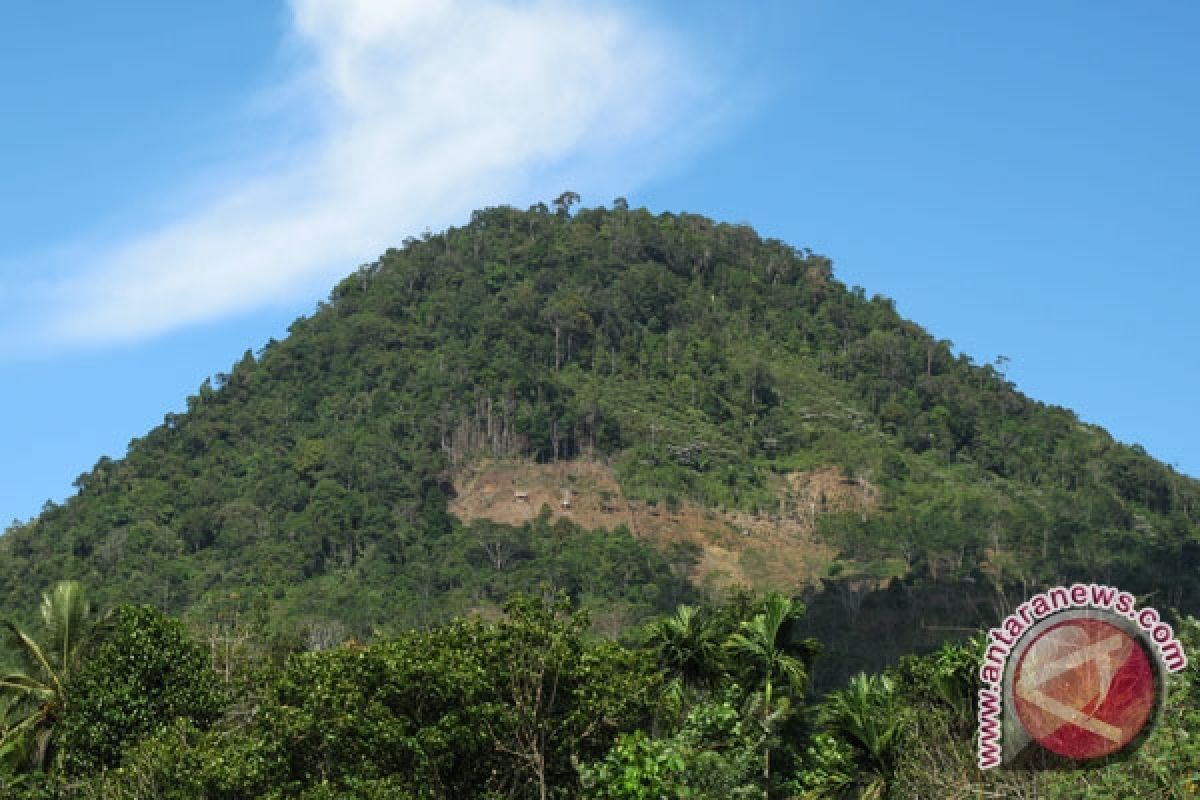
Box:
[646, 604, 722, 688]
[0, 703, 53, 770]
[759, 592, 801, 639]
[725, 594, 809, 695]
[823, 673, 904, 770]
[724, 628, 767, 661]
[39, 581, 91, 681]
[0, 674, 54, 702]
[0, 581, 97, 773]
[775, 652, 808, 694]
[0, 622, 58, 694]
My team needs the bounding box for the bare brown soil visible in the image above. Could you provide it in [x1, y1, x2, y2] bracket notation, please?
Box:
[448, 459, 877, 594]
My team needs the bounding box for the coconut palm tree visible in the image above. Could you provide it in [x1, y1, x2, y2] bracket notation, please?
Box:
[0, 581, 97, 770]
[724, 593, 809, 799]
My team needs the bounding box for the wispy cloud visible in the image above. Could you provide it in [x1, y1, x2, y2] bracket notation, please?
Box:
[9, 0, 717, 353]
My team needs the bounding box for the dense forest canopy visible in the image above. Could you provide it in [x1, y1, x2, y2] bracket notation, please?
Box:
[3, 201, 1195, 637]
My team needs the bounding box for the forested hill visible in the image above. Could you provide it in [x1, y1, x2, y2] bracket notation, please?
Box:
[4, 200, 1198, 658]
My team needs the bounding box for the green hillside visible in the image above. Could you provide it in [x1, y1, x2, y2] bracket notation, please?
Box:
[4, 201, 1199, 653]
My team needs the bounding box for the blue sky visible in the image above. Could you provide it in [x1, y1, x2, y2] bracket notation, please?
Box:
[2, 1, 1198, 525]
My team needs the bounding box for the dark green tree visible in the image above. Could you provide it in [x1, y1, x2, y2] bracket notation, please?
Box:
[57, 604, 224, 776]
[643, 604, 723, 709]
[553, 190, 581, 216]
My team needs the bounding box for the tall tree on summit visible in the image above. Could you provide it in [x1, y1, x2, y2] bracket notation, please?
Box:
[553, 190, 581, 215]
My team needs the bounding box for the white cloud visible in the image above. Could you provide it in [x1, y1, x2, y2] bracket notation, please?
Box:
[16, 0, 716, 351]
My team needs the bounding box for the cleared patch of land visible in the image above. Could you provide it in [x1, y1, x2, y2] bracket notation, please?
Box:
[448, 459, 876, 593]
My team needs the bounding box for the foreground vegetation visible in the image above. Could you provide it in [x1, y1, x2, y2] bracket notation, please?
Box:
[1, 581, 1196, 798]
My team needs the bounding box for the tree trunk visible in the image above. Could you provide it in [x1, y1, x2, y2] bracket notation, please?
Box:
[763, 678, 773, 800]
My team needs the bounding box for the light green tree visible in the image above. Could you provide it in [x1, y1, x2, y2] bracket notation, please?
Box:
[0, 581, 97, 770]
[724, 593, 808, 799]
[820, 672, 904, 799]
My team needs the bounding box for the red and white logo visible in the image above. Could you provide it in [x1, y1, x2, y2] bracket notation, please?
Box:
[975, 583, 1186, 769]
[1012, 617, 1157, 761]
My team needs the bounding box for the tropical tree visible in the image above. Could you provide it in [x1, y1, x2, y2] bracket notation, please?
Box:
[482, 590, 660, 800]
[644, 604, 722, 712]
[0, 581, 97, 770]
[57, 604, 225, 776]
[724, 593, 811, 799]
[820, 672, 905, 799]
[553, 190, 581, 215]
[542, 288, 592, 372]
